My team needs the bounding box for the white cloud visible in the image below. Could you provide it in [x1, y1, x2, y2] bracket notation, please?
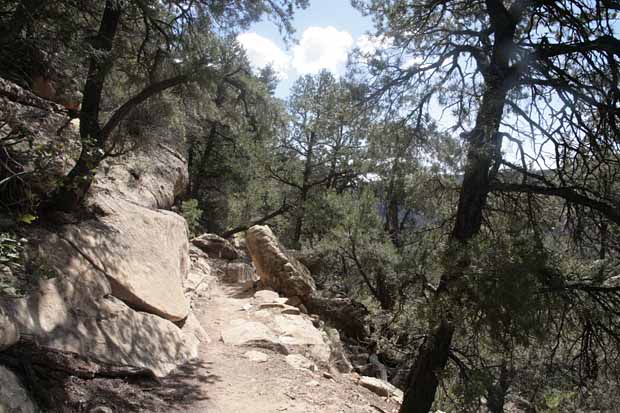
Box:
[237, 32, 291, 80]
[356, 34, 393, 55]
[292, 26, 354, 75]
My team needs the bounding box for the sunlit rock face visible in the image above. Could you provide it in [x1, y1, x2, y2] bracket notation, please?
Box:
[245, 225, 316, 301]
[0, 77, 197, 376]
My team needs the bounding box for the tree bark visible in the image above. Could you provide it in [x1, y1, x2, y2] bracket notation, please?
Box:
[400, 319, 454, 413]
[293, 130, 317, 247]
[376, 268, 395, 311]
[41, 1, 193, 213]
[41, 0, 121, 212]
[400, 1, 522, 409]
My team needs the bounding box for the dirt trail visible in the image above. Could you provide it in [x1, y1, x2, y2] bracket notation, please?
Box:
[161, 280, 401, 413]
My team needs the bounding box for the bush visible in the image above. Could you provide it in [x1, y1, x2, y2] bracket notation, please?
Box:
[180, 198, 203, 237]
[0, 232, 56, 297]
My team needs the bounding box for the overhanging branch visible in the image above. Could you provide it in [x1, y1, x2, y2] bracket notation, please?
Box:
[491, 182, 620, 226]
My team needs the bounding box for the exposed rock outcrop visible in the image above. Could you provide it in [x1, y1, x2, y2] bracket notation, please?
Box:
[185, 246, 216, 301]
[246, 225, 316, 301]
[89, 143, 188, 211]
[191, 233, 239, 260]
[324, 327, 354, 373]
[221, 319, 287, 353]
[244, 350, 269, 363]
[357, 376, 404, 402]
[1, 267, 198, 377]
[285, 354, 317, 371]
[0, 309, 19, 351]
[37, 196, 191, 322]
[220, 289, 347, 368]
[0, 79, 197, 383]
[0, 77, 81, 197]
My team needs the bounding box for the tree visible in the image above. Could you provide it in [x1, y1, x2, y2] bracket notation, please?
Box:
[184, 36, 287, 233]
[1, 0, 308, 212]
[352, 0, 620, 411]
[268, 70, 369, 247]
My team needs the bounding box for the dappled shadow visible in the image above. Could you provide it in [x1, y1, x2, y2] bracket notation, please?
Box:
[146, 358, 221, 407]
[0, 199, 219, 411]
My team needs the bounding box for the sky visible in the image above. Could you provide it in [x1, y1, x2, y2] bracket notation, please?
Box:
[237, 0, 375, 97]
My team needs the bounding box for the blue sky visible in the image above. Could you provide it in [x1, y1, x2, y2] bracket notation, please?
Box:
[238, 0, 376, 97]
[236, 1, 568, 165]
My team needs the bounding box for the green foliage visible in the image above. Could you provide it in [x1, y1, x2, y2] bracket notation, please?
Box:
[540, 390, 577, 413]
[456, 232, 555, 346]
[0, 233, 55, 297]
[180, 199, 204, 237]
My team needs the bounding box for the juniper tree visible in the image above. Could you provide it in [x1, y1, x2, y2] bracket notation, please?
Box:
[1, 0, 308, 212]
[352, 0, 620, 410]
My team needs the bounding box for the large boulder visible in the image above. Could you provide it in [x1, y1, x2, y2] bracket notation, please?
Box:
[357, 376, 404, 402]
[220, 319, 287, 354]
[33, 196, 190, 322]
[0, 366, 37, 413]
[1, 268, 197, 377]
[245, 226, 316, 301]
[191, 233, 239, 260]
[89, 143, 188, 210]
[324, 327, 354, 374]
[219, 262, 257, 286]
[0, 77, 198, 381]
[185, 246, 216, 301]
[305, 296, 369, 341]
[273, 314, 331, 364]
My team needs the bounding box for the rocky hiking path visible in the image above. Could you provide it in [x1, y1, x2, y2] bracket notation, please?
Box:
[170, 279, 401, 413]
[0, 81, 400, 413]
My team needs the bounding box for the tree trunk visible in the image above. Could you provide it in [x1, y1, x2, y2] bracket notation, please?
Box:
[400, 86, 508, 413]
[384, 161, 403, 247]
[400, 320, 454, 412]
[385, 196, 401, 247]
[45, 149, 104, 212]
[399, 1, 527, 408]
[376, 269, 395, 310]
[42, 0, 121, 212]
[292, 189, 308, 248]
[486, 366, 511, 413]
[293, 130, 317, 247]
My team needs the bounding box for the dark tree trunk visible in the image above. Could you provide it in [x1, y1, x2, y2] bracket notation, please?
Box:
[292, 189, 308, 248]
[385, 196, 401, 247]
[42, 0, 121, 212]
[486, 366, 511, 413]
[293, 130, 317, 247]
[384, 161, 403, 248]
[376, 269, 395, 310]
[400, 320, 454, 413]
[400, 88, 508, 413]
[399, 1, 523, 408]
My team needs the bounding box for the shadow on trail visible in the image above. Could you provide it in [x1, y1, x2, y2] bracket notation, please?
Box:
[148, 358, 222, 407]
